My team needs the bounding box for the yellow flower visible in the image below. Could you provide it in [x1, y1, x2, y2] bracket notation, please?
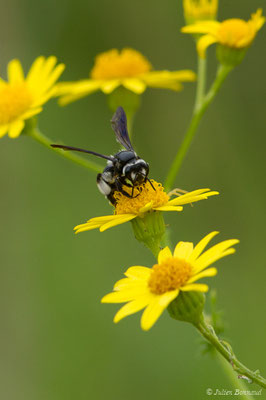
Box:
[56, 48, 196, 105]
[74, 180, 218, 233]
[102, 231, 239, 330]
[183, 0, 218, 24]
[182, 8, 265, 58]
[0, 56, 65, 139]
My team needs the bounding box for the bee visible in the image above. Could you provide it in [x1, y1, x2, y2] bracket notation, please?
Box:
[51, 106, 155, 204]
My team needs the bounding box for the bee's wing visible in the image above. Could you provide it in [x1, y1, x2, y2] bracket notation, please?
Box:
[111, 107, 134, 151]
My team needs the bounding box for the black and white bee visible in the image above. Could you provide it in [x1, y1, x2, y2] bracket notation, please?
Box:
[51, 106, 155, 205]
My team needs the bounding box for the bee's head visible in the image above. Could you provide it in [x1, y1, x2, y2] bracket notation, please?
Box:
[124, 160, 149, 185]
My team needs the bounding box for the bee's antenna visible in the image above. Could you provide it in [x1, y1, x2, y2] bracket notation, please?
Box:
[51, 144, 114, 161]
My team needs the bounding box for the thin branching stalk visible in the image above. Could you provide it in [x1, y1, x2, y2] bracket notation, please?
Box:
[164, 61, 233, 191]
[195, 316, 266, 389]
[28, 127, 103, 173]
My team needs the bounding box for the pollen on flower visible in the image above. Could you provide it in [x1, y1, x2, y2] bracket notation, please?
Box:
[114, 180, 169, 215]
[90, 48, 152, 80]
[0, 84, 33, 124]
[148, 258, 192, 294]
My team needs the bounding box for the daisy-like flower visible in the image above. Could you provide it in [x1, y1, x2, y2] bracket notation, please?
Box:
[74, 180, 218, 233]
[102, 231, 239, 330]
[181, 8, 265, 58]
[56, 48, 196, 105]
[183, 0, 218, 24]
[0, 56, 65, 139]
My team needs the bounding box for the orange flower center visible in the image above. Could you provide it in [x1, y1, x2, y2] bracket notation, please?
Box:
[114, 180, 169, 215]
[217, 19, 253, 47]
[90, 48, 152, 80]
[148, 258, 192, 294]
[0, 83, 33, 124]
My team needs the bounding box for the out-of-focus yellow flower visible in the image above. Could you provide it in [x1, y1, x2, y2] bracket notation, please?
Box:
[183, 0, 218, 24]
[0, 56, 65, 139]
[101, 232, 239, 330]
[56, 48, 196, 105]
[74, 180, 218, 233]
[182, 8, 265, 58]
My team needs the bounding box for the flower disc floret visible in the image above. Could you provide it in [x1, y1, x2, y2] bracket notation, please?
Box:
[90, 48, 152, 80]
[114, 180, 169, 215]
[0, 84, 33, 125]
[148, 258, 192, 294]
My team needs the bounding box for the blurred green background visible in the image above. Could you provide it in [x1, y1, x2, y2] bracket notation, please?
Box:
[0, 0, 266, 399]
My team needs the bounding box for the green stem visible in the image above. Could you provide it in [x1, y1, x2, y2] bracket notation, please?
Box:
[164, 63, 233, 191]
[27, 127, 102, 173]
[216, 352, 256, 400]
[195, 316, 266, 389]
[194, 56, 207, 112]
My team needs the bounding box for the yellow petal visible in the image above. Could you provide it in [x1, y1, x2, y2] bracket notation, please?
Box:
[20, 107, 42, 120]
[189, 231, 219, 262]
[174, 242, 193, 259]
[74, 215, 122, 233]
[101, 286, 149, 303]
[168, 189, 219, 206]
[40, 56, 57, 78]
[193, 239, 239, 273]
[140, 290, 179, 331]
[100, 80, 121, 94]
[158, 246, 172, 264]
[0, 125, 8, 138]
[154, 205, 183, 212]
[100, 214, 136, 231]
[26, 56, 45, 86]
[7, 59, 24, 84]
[8, 120, 25, 138]
[124, 266, 152, 280]
[141, 70, 196, 91]
[114, 294, 153, 323]
[181, 21, 220, 35]
[39, 63, 65, 94]
[168, 188, 211, 205]
[86, 215, 119, 223]
[181, 283, 209, 292]
[57, 80, 102, 105]
[114, 278, 147, 291]
[188, 267, 217, 283]
[74, 224, 102, 233]
[197, 34, 218, 58]
[122, 78, 146, 94]
[139, 201, 153, 214]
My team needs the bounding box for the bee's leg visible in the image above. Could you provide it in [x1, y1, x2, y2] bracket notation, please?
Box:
[115, 178, 132, 198]
[107, 192, 116, 205]
[115, 178, 140, 199]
